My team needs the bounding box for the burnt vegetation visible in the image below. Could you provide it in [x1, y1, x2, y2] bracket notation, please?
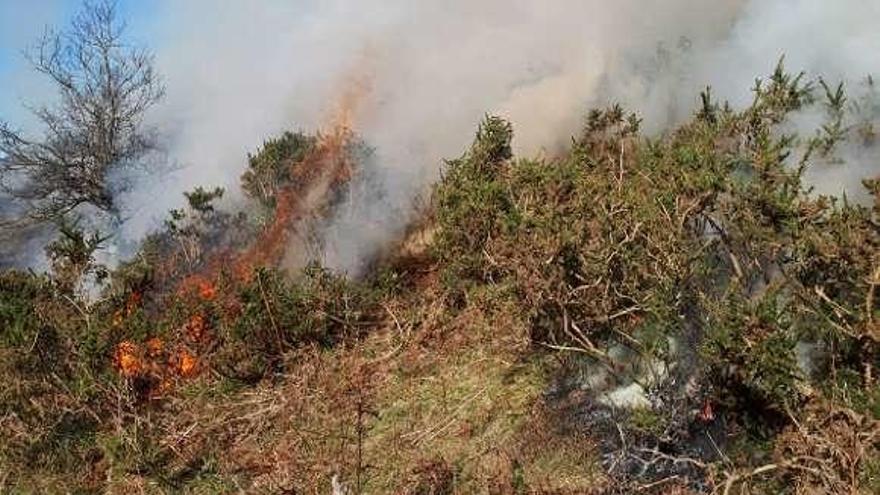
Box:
[1, 5, 879, 494]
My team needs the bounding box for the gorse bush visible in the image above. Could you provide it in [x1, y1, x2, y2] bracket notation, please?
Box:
[434, 63, 879, 490]
[436, 105, 712, 364]
[0, 138, 380, 490]
[241, 131, 318, 209]
[0, 270, 109, 488]
[216, 265, 379, 380]
[1, 257, 378, 490]
[0, 271, 46, 350]
[434, 116, 518, 286]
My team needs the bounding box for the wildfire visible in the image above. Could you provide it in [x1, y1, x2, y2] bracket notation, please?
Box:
[177, 349, 198, 377]
[113, 341, 142, 377]
[184, 313, 209, 343]
[198, 280, 217, 301]
[112, 310, 124, 328]
[325, 54, 373, 132]
[146, 337, 164, 358]
[112, 338, 203, 400]
[228, 68, 370, 276]
[179, 274, 219, 301]
[126, 291, 143, 313]
[112, 291, 144, 327]
[110, 68, 372, 399]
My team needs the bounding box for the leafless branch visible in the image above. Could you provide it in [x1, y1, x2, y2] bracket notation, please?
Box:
[0, 0, 164, 226]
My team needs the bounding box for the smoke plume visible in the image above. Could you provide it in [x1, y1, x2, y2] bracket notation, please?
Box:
[6, 0, 878, 272]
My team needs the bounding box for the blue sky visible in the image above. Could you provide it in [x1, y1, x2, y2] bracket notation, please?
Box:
[0, 0, 158, 126]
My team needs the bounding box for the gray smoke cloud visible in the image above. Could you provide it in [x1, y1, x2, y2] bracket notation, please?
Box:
[123, 0, 746, 274]
[4, 0, 878, 272]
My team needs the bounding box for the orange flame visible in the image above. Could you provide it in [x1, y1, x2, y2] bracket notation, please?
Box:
[177, 349, 198, 377]
[113, 341, 142, 377]
[112, 291, 144, 328]
[178, 274, 219, 301]
[145, 337, 164, 358]
[126, 291, 142, 313]
[227, 66, 374, 277]
[112, 310, 124, 328]
[198, 280, 217, 301]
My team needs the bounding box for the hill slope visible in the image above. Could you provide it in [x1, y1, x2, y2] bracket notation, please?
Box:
[1, 65, 879, 494]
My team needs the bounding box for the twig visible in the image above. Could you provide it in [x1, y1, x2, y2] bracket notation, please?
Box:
[638, 475, 680, 491]
[706, 430, 732, 467]
[256, 272, 283, 352]
[382, 302, 406, 337]
[61, 292, 90, 333]
[814, 285, 856, 318]
[597, 305, 642, 323]
[539, 340, 616, 375]
[867, 263, 879, 323]
[702, 214, 744, 280]
[635, 447, 709, 470]
[720, 463, 780, 495]
[404, 387, 488, 445]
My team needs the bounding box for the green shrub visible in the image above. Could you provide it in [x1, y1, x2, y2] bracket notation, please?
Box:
[216, 265, 377, 379]
[432, 63, 880, 488]
[241, 131, 317, 208]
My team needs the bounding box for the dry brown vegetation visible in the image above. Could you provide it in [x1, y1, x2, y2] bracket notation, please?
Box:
[1, 63, 879, 494]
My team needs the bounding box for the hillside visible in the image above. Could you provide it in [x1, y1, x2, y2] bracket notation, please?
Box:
[1, 64, 879, 494]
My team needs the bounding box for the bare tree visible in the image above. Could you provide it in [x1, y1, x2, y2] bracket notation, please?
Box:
[0, 0, 164, 226]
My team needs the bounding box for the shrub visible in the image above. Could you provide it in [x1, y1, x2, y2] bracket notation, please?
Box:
[241, 131, 318, 208]
[214, 265, 377, 379]
[433, 63, 880, 490]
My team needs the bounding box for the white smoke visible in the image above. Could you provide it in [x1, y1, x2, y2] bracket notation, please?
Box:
[3, 0, 877, 272]
[683, 0, 880, 201]
[123, 0, 745, 273]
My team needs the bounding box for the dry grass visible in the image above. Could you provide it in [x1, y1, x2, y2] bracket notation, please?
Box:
[134, 254, 604, 494]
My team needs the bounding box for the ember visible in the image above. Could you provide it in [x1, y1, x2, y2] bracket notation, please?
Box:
[112, 341, 142, 377]
[177, 349, 198, 377]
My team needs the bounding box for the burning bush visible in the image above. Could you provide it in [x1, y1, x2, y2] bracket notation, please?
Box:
[241, 131, 318, 209]
[1, 62, 877, 493]
[112, 341, 143, 377]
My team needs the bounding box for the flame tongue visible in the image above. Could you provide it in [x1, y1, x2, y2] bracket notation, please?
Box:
[113, 69, 375, 399]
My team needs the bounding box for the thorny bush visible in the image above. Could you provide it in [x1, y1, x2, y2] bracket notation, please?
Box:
[434, 61, 880, 492]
